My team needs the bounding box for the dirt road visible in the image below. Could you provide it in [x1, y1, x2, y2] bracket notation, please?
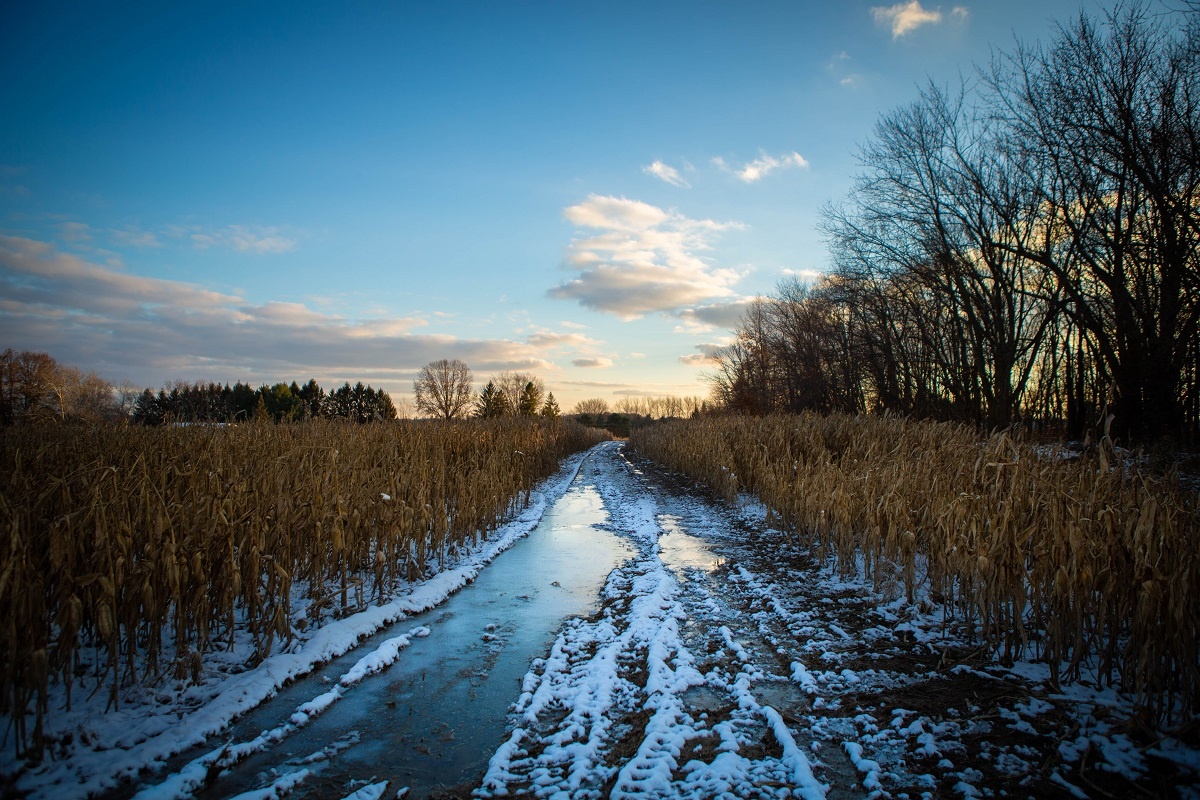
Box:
[17, 441, 1197, 799]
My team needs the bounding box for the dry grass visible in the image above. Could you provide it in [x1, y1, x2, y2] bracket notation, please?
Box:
[630, 413, 1199, 726]
[0, 417, 608, 757]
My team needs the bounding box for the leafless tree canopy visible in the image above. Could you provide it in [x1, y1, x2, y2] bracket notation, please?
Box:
[710, 4, 1200, 444]
[0, 348, 121, 424]
[413, 359, 474, 419]
[492, 372, 546, 416]
[572, 397, 610, 416]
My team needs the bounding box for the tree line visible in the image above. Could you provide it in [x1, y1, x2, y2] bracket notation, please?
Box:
[130, 379, 398, 425]
[412, 359, 561, 420]
[0, 348, 400, 426]
[710, 6, 1200, 445]
[0, 348, 134, 425]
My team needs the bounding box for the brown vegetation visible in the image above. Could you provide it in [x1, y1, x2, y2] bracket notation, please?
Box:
[0, 417, 608, 758]
[630, 414, 1200, 726]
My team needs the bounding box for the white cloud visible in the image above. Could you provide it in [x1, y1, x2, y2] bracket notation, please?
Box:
[643, 160, 690, 188]
[550, 195, 745, 319]
[526, 330, 599, 349]
[781, 267, 825, 281]
[675, 298, 760, 332]
[563, 195, 670, 232]
[678, 343, 725, 368]
[0, 235, 552, 390]
[712, 151, 809, 183]
[872, 1, 949, 38]
[572, 357, 613, 368]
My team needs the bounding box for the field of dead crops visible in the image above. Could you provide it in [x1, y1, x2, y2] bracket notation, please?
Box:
[0, 417, 608, 758]
[630, 414, 1200, 727]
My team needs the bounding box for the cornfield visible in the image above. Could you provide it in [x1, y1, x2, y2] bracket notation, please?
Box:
[630, 413, 1200, 725]
[0, 417, 608, 758]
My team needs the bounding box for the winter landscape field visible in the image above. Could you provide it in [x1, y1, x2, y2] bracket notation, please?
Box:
[4, 1, 1200, 798]
[2, 419, 1198, 799]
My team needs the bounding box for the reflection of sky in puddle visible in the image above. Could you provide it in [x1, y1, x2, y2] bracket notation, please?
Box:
[658, 515, 724, 576]
[168, 477, 633, 800]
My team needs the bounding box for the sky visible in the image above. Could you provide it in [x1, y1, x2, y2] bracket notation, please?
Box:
[0, 0, 1130, 413]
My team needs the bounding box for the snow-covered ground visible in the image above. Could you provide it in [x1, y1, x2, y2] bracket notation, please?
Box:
[478, 444, 1200, 799]
[5, 441, 1198, 799]
[2, 451, 595, 800]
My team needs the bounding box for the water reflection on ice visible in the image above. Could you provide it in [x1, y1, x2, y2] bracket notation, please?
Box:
[657, 514, 724, 576]
[155, 473, 632, 800]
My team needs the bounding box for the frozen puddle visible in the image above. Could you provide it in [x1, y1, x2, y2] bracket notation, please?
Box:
[657, 514, 724, 577]
[121, 462, 633, 800]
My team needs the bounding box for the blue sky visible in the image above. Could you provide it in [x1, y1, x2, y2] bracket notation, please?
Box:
[0, 0, 1122, 412]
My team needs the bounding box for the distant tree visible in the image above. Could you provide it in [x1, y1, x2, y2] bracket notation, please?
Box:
[494, 372, 546, 414]
[324, 381, 395, 422]
[517, 380, 544, 416]
[296, 379, 325, 419]
[252, 394, 270, 422]
[261, 382, 301, 422]
[414, 359, 474, 419]
[572, 397, 609, 416]
[540, 392, 561, 418]
[113, 380, 143, 421]
[230, 382, 258, 421]
[0, 348, 57, 424]
[374, 389, 398, 421]
[475, 381, 509, 418]
[132, 388, 164, 425]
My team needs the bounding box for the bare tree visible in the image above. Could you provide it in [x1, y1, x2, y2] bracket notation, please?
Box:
[413, 359, 474, 419]
[993, 5, 1200, 440]
[572, 398, 609, 416]
[491, 371, 545, 414]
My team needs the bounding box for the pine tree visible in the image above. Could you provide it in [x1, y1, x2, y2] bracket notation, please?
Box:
[475, 381, 509, 418]
[540, 392, 560, 418]
[518, 381, 543, 416]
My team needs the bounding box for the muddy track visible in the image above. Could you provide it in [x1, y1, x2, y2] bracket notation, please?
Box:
[477, 442, 1197, 798]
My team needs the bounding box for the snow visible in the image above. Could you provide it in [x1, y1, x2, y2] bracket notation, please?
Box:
[5, 449, 593, 800]
[338, 780, 389, 800]
[6, 441, 1198, 799]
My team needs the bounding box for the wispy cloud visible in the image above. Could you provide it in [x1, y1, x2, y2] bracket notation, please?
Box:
[0, 235, 552, 388]
[572, 357, 613, 368]
[168, 224, 298, 254]
[112, 227, 162, 248]
[712, 151, 809, 183]
[549, 195, 744, 319]
[872, 1, 966, 39]
[60, 221, 92, 243]
[826, 51, 863, 88]
[643, 160, 690, 188]
[526, 330, 598, 349]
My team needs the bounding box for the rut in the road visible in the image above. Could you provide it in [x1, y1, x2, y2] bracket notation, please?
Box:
[477, 443, 839, 799]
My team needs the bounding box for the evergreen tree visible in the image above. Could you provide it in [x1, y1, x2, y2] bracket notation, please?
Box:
[132, 388, 164, 425]
[475, 381, 509, 418]
[518, 380, 543, 416]
[297, 378, 325, 418]
[540, 392, 560, 418]
[375, 389, 398, 421]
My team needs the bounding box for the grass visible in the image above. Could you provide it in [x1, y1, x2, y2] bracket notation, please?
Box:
[0, 417, 608, 758]
[630, 413, 1200, 727]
